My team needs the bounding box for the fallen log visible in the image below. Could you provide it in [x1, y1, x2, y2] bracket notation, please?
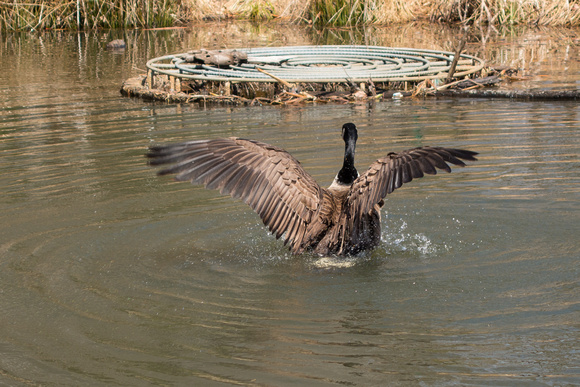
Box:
[432, 88, 580, 100]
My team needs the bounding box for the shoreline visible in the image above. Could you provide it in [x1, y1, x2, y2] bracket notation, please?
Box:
[3, 0, 580, 31]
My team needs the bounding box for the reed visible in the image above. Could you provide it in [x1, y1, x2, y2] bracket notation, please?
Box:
[2, 0, 580, 30]
[0, 0, 185, 30]
[308, 0, 373, 26]
[228, 0, 276, 21]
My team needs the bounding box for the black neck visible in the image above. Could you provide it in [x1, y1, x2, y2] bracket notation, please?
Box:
[336, 138, 358, 185]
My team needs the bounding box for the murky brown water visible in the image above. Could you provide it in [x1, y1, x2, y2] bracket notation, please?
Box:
[1, 24, 579, 386]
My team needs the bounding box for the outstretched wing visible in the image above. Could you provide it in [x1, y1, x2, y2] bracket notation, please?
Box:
[146, 138, 325, 252]
[346, 146, 478, 217]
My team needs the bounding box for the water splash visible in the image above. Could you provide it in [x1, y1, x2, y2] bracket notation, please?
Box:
[382, 218, 438, 256]
[311, 256, 358, 269]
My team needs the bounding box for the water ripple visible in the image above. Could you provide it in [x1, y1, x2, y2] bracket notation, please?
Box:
[1, 87, 579, 386]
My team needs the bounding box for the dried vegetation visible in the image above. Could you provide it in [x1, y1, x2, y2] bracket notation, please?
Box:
[2, 0, 580, 30]
[428, 0, 580, 26]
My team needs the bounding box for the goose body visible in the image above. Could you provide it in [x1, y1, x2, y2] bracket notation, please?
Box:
[147, 123, 477, 256]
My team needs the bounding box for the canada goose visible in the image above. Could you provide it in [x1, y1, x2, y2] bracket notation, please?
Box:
[147, 123, 477, 256]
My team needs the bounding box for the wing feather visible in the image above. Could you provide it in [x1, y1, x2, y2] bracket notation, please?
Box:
[285, 215, 301, 246]
[147, 138, 326, 253]
[347, 146, 478, 217]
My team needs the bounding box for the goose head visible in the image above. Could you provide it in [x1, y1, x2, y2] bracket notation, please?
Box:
[341, 122, 358, 143]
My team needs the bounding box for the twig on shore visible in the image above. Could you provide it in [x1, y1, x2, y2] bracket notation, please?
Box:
[256, 68, 317, 100]
[446, 26, 470, 83]
[256, 67, 294, 89]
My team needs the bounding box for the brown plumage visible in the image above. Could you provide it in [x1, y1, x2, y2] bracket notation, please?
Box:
[146, 123, 478, 256]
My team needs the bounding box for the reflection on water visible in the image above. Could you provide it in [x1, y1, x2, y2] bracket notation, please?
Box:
[1, 24, 579, 386]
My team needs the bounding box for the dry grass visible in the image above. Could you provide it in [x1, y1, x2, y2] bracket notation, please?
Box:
[204, 0, 580, 26]
[203, 0, 580, 26]
[426, 0, 580, 26]
[2, 0, 580, 30]
[210, 0, 416, 24]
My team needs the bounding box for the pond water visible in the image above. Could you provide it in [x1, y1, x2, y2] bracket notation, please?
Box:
[1, 23, 579, 386]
